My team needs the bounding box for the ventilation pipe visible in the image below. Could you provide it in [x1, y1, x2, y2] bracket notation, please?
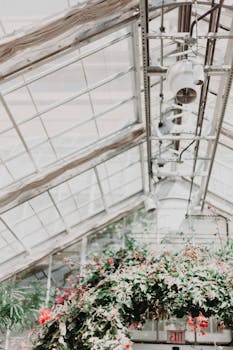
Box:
[166, 59, 204, 104]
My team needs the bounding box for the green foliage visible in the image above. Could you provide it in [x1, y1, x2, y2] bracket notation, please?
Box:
[0, 281, 44, 330]
[215, 239, 233, 262]
[33, 239, 233, 350]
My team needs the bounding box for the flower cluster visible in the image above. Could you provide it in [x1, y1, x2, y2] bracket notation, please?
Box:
[187, 313, 209, 335]
[38, 308, 52, 325]
[33, 240, 233, 350]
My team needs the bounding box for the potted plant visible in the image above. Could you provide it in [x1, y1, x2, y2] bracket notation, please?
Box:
[32, 239, 233, 349]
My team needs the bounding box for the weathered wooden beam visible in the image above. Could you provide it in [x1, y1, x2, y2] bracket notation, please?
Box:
[0, 193, 144, 282]
[0, 123, 145, 214]
[0, 0, 139, 80]
[1, 0, 231, 80]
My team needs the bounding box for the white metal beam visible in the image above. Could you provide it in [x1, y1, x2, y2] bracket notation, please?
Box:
[147, 65, 231, 76]
[130, 21, 143, 123]
[196, 17, 233, 208]
[147, 32, 233, 40]
[151, 135, 216, 141]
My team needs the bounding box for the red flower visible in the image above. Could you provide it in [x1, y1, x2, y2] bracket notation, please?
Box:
[200, 330, 206, 336]
[199, 320, 209, 328]
[197, 313, 209, 328]
[129, 322, 142, 329]
[124, 344, 131, 349]
[187, 315, 194, 325]
[108, 258, 115, 264]
[38, 308, 52, 324]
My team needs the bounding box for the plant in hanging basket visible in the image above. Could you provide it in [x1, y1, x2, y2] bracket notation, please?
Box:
[32, 239, 233, 350]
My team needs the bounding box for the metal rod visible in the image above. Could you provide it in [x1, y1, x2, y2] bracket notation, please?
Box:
[191, 10, 231, 32]
[147, 65, 231, 76]
[190, 3, 222, 37]
[153, 156, 212, 162]
[140, 0, 153, 191]
[151, 135, 216, 141]
[22, 74, 59, 163]
[0, 217, 30, 253]
[155, 170, 208, 177]
[186, 0, 224, 215]
[147, 32, 233, 39]
[45, 255, 52, 307]
[159, 0, 165, 125]
[139, 144, 148, 193]
[0, 93, 39, 172]
[130, 22, 143, 123]
[80, 237, 87, 275]
[47, 190, 70, 234]
[174, 2, 192, 152]
[201, 59, 233, 210]
[94, 167, 109, 213]
[79, 51, 101, 138]
[196, 18, 233, 205]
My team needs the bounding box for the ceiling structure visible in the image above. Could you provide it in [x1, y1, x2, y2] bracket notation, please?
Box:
[0, 0, 232, 281]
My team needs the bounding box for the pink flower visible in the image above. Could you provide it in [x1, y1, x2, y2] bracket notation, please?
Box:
[55, 288, 76, 304]
[56, 295, 66, 305]
[108, 258, 115, 264]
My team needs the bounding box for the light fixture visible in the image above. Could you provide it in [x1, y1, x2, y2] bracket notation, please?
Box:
[166, 59, 204, 104]
[144, 192, 157, 212]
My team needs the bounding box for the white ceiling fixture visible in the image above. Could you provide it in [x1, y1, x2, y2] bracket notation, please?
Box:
[166, 59, 204, 104]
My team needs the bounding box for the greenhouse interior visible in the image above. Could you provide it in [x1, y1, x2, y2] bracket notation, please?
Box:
[0, 0, 233, 349]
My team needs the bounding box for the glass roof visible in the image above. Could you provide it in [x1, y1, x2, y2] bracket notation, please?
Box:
[0, 145, 142, 265]
[0, 0, 232, 280]
[0, 27, 135, 183]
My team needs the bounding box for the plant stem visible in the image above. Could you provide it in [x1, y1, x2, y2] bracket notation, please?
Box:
[4, 327, 10, 350]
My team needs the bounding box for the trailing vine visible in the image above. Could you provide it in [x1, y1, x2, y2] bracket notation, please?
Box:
[33, 239, 233, 350]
